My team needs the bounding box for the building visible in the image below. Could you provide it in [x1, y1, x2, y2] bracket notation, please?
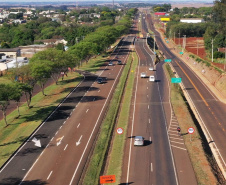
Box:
[34, 39, 68, 46]
[180, 18, 205, 23]
[0, 48, 21, 59]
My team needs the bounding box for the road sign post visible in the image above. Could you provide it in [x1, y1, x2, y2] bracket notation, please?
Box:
[100, 175, 116, 184]
[188, 127, 195, 141]
[116, 127, 124, 135]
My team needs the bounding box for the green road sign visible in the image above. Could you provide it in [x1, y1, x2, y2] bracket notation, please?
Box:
[179, 52, 183, 54]
[164, 59, 172, 62]
[171, 78, 182, 83]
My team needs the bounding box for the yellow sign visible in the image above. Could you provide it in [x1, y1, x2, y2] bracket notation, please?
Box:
[160, 17, 170, 22]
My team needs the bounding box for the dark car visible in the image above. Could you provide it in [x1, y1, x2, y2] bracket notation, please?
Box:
[117, 60, 122, 65]
[97, 77, 107, 84]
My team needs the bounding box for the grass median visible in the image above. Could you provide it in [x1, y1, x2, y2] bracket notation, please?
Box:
[164, 63, 220, 185]
[82, 51, 135, 185]
[0, 55, 107, 167]
[105, 51, 138, 184]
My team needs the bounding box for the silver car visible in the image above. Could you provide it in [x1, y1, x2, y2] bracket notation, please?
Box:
[134, 136, 144, 146]
[140, 72, 146, 78]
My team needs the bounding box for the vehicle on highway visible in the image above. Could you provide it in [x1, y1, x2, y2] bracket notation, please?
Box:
[117, 60, 122, 65]
[134, 136, 144, 146]
[108, 61, 113, 66]
[149, 66, 154, 71]
[149, 75, 155, 82]
[140, 72, 147, 78]
[97, 77, 107, 84]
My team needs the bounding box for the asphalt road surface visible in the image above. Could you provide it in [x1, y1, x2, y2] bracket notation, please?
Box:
[0, 36, 134, 185]
[147, 13, 226, 178]
[120, 17, 177, 185]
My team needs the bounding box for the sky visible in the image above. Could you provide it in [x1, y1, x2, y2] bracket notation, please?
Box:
[0, 0, 215, 2]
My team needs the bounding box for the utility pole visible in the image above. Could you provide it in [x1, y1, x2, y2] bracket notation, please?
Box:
[112, 0, 114, 10]
[197, 38, 199, 55]
[178, 30, 181, 46]
[182, 35, 186, 52]
[212, 38, 214, 62]
[174, 32, 175, 43]
[224, 47, 226, 71]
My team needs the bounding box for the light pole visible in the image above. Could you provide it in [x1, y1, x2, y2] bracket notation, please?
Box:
[211, 38, 214, 63]
[197, 38, 199, 56]
[182, 35, 186, 52]
[224, 47, 226, 71]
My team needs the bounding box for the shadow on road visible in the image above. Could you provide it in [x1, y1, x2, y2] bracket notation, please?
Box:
[0, 178, 48, 185]
[119, 182, 134, 185]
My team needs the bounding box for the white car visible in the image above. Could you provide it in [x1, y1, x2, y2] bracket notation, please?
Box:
[134, 136, 144, 146]
[108, 62, 113, 66]
[140, 72, 147, 78]
[149, 66, 154, 71]
[149, 75, 155, 82]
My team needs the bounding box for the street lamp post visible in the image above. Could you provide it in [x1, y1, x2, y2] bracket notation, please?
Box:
[211, 38, 214, 63]
[182, 35, 186, 52]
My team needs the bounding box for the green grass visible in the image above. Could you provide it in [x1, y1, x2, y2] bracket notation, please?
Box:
[106, 51, 138, 184]
[0, 55, 108, 167]
[0, 72, 81, 166]
[164, 63, 218, 185]
[0, 76, 12, 84]
[82, 51, 134, 185]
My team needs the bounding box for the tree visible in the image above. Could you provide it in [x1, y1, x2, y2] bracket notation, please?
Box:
[0, 84, 14, 126]
[30, 60, 52, 96]
[10, 83, 23, 117]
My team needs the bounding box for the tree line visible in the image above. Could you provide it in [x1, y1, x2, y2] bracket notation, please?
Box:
[0, 8, 138, 126]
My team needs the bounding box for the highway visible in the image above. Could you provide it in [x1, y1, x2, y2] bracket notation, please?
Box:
[146, 13, 226, 178]
[120, 16, 178, 185]
[0, 36, 134, 185]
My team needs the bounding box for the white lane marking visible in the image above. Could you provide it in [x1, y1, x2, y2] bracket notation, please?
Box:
[67, 117, 69, 120]
[168, 130, 179, 133]
[170, 137, 183, 141]
[76, 135, 83, 146]
[151, 163, 153, 172]
[149, 119, 150, 124]
[86, 109, 89, 113]
[147, 95, 149, 98]
[127, 37, 140, 184]
[55, 131, 58, 135]
[47, 171, 53, 180]
[64, 144, 68, 151]
[63, 121, 66, 124]
[73, 108, 75, 111]
[56, 136, 64, 146]
[149, 137, 152, 142]
[170, 141, 184, 145]
[169, 133, 181, 137]
[171, 145, 187, 150]
[59, 126, 62, 130]
[77, 123, 80, 128]
[156, 73, 179, 185]
[147, 87, 148, 89]
[70, 112, 72, 116]
[69, 36, 131, 185]
[22, 169, 26, 171]
[98, 90, 100, 93]
[148, 105, 149, 109]
[50, 137, 54, 142]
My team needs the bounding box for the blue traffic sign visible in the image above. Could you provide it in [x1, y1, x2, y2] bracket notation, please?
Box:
[179, 52, 183, 54]
[171, 78, 182, 83]
[164, 59, 172, 62]
[166, 41, 169, 43]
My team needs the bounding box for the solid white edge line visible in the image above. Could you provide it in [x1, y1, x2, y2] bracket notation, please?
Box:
[126, 36, 140, 185]
[151, 163, 153, 172]
[69, 36, 131, 185]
